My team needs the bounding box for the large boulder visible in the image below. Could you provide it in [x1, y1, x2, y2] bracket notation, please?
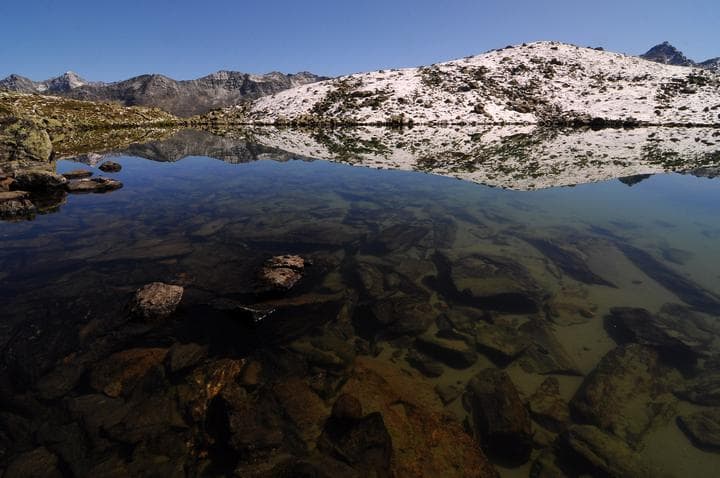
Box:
[318, 395, 392, 477]
[12, 169, 67, 190]
[340, 357, 498, 477]
[528, 376, 570, 432]
[464, 368, 532, 465]
[605, 304, 717, 363]
[0, 117, 52, 163]
[570, 344, 680, 446]
[131, 282, 184, 321]
[89, 347, 169, 397]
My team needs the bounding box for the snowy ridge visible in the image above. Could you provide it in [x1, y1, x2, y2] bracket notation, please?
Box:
[222, 42, 720, 126]
[243, 126, 720, 189]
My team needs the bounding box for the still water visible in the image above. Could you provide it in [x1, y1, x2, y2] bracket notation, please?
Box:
[1, 129, 719, 477]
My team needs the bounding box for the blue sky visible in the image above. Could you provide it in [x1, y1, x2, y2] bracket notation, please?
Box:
[1, 0, 718, 81]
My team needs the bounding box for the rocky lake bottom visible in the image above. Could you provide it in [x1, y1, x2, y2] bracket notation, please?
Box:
[1, 127, 720, 477]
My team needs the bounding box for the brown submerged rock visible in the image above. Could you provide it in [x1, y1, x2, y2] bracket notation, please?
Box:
[528, 376, 570, 432]
[318, 407, 393, 478]
[677, 408, 720, 451]
[570, 344, 680, 446]
[89, 347, 169, 397]
[4, 446, 62, 478]
[464, 368, 533, 466]
[340, 357, 498, 477]
[131, 282, 184, 321]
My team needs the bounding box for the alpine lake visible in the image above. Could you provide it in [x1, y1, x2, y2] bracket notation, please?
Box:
[1, 126, 719, 478]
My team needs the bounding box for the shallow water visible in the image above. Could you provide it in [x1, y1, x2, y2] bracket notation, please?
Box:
[1, 128, 720, 477]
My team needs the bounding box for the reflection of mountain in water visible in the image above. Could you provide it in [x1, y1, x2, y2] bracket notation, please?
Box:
[68, 126, 720, 190]
[69, 129, 298, 165]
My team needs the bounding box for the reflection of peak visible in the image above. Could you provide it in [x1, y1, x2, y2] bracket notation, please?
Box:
[64, 127, 720, 191]
[116, 129, 296, 163]
[618, 174, 652, 187]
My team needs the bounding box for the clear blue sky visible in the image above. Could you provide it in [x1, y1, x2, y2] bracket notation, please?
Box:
[1, 0, 718, 81]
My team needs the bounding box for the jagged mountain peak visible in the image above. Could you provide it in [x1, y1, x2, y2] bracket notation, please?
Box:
[640, 42, 695, 66]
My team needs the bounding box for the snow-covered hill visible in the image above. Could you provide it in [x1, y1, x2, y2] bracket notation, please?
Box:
[214, 41, 720, 126]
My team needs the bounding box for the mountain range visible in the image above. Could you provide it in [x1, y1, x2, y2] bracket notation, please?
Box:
[0, 70, 327, 117]
[1, 42, 716, 120]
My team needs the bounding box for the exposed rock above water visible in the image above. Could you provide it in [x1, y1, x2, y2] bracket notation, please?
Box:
[131, 282, 184, 321]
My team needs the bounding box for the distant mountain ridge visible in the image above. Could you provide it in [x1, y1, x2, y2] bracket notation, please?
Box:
[641, 41, 719, 71]
[0, 70, 328, 116]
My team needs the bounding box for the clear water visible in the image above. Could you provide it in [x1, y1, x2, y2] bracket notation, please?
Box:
[1, 130, 719, 477]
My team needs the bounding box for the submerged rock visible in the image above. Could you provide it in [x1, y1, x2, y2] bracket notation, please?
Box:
[570, 344, 679, 446]
[518, 320, 582, 376]
[464, 368, 533, 466]
[65, 176, 123, 193]
[677, 408, 720, 451]
[605, 305, 716, 363]
[4, 446, 62, 478]
[0, 190, 35, 219]
[341, 357, 498, 477]
[131, 282, 184, 321]
[318, 396, 393, 478]
[475, 321, 530, 364]
[528, 377, 570, 432]
[675, 372, 720, 406]
[525, 237, 615, 287]
[89, 347, 169, 397]
[99, 160, 122, 172]
[415, 333, 477, 369]
[562, 424, 652, 478]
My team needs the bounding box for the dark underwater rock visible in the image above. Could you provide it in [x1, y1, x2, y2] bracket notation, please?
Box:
[617, 242, 720, 315]
[570, 344, 679, 446]
[605, 305, 716, 364]
[525, 237, 615, 287]
[528, 376, 570, 432]
[464, 368, 532, 466]
[561, 424, 652, 478]
[677, 408, 720, 452]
